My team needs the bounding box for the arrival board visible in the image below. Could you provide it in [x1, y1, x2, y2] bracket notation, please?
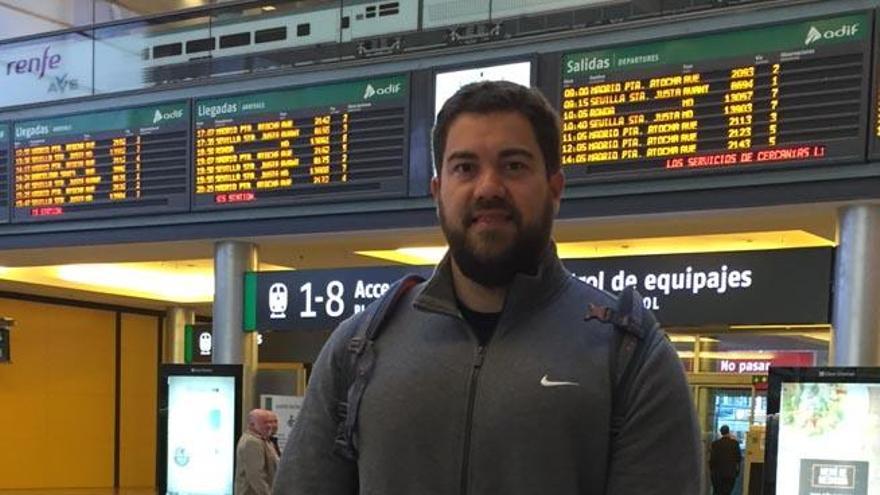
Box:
[193, 75, 408, 209]
[560, 13, 869, 180]
[0, 125, 8, 223]
[12, 103, 190, 222]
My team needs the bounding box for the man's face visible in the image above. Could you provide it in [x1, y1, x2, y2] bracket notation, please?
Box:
[253, 411, 278, 438]
[266, 412, 279, 436]
[431, 111, 563, 287]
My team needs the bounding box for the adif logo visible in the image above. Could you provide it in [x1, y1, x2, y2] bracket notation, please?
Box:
[805, 23, 859, 46]
[269, 283, 288, 319]
[363, 82, 402, 99]
[152, 108, 184, 124]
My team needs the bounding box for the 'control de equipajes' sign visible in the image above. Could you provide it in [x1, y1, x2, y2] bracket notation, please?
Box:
[245, 247, 831, 331]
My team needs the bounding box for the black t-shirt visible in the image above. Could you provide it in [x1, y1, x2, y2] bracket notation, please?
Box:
[458, 302, 501, 346]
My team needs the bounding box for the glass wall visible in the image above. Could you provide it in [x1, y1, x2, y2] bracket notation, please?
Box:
[0, 0, 773, 109]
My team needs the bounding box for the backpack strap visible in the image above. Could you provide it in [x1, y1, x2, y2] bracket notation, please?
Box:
[585, 285, 660, 437]
[333, 274, 425, 460]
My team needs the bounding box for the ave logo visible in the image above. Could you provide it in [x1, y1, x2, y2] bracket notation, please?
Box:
[805, 23, 859, 46]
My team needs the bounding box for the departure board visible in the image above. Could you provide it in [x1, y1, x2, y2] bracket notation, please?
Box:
[12, 103, 189, 222]
[193, 75, 408, 209]
[871, 14, 880, 159]
[0, 125, 9, 223]
[560, 13, 869, 180]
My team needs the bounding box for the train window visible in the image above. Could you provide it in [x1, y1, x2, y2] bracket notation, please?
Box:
[296, 23, 310, 37]
[366, 6, 376, 18]
[153, 42, 183, 59]
[379, 2, 399, 16]
[220, 32, 251, 48]
[186, 37, 216, 53]
[341, 16, 350, 29]
[255, 26, 286, 43]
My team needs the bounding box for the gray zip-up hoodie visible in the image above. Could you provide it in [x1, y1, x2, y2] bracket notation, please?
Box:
[273, 247, 702, 494]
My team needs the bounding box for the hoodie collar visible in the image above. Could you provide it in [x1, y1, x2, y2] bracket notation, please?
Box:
[413, 243, 571, 320]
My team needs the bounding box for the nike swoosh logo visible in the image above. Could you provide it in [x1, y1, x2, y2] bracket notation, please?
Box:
[540, 374, 580, 387]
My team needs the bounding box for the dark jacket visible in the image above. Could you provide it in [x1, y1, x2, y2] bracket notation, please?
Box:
[709, 436, 743, 479]
[273, 247, 702, 494]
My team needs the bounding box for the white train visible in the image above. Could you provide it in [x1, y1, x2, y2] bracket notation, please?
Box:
[96, 0, 624, 76]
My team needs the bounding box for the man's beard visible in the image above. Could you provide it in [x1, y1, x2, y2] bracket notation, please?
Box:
[439, 196, 554, 288]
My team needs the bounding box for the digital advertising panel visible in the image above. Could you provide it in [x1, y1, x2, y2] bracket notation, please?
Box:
[157, 364, 242, 495]
[766, 368, 880, 495]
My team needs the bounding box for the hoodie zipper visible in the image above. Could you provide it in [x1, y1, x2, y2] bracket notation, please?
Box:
[460, 344, 486, 495]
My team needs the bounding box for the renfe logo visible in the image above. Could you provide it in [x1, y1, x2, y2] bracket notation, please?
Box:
[805, 23, 859, 46]
[363, 82, 402, 99]
[5, 46, 61, 79]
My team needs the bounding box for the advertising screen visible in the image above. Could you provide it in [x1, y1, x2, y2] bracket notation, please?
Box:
[559, 13, 869, 182]
[12, 102, 190, 221]
[193, 74, 409, 209]
[766, 368, 880, 495]
[158, 364, 241, 495]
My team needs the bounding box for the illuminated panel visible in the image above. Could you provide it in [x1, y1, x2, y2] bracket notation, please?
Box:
[193, 75, 408, 209]
[870, 15, 880, 159]
[559, 13, 869, 180]
[12, 103, 189, 222]
[0, 124, 9, 223]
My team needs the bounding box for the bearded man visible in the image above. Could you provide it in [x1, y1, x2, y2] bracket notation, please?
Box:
[273, 81, 701, 495]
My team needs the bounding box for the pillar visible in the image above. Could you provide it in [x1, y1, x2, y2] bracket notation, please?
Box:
[832, 205, 880, 365]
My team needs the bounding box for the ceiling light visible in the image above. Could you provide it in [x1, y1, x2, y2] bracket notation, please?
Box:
[262, 5, 277, 11]
[680, 350, 792, 360]
[356, 230, 833, 265]
[355, 247, 445, 265]
[55, 263, 213, 302]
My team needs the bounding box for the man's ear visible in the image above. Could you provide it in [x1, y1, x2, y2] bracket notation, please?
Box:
[549, 170, 564, 215]
[430, 176, 440, 200]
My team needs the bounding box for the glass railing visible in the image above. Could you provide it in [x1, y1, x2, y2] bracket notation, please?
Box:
[0, 0, 769, 110]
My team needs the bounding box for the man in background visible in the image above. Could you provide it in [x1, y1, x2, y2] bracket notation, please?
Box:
[709, 425, 742, 495]
[235, 409, 279, 495]
[267, 410, 281, 457]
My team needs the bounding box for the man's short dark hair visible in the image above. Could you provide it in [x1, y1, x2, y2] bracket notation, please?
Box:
[432, 80, 561, 178]
[720, 425, 730, 435]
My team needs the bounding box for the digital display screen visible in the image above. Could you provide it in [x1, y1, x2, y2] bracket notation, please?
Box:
[775, 381, 880, 494]
[193, 75, 409, 209]
[0, 124, 9, 223]
[434, 61, 532, 117]
[166, 375, 236, 495]
[12, 103, 189, 222]
[559, 13, 869, 181]
[870, 15, 880, 159]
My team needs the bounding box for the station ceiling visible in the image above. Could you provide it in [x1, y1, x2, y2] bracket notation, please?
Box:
[0, 201, 841, 312]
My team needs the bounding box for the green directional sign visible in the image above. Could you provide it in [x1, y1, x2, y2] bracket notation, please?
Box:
[196, 75, 408, 122]
[563, 13, 868, 77]
[14, 102, 188, 141]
